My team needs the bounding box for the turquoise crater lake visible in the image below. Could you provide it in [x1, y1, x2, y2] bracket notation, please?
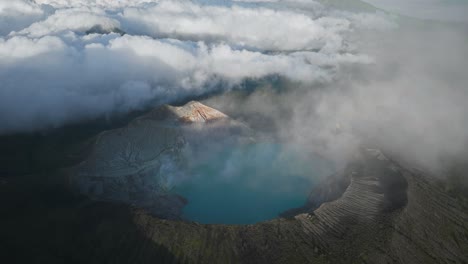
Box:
[173, 143, 334, 224]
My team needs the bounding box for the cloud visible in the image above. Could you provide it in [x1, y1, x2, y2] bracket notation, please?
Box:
[0, 0, 385, 134]
[205, 25, 468, 172]
[120, 1, 351, 52]
[0, 35, 65, 59]
[361, 0, 468, 23]
[1, 0, 465, 179]
[14, 7, 121, 38]
[0, 31, 373, 133]
[33, 0, 158, 8]
[0, 0, 45, 35]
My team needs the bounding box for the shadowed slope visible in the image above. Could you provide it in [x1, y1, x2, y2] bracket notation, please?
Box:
[124, 149, 468, 263]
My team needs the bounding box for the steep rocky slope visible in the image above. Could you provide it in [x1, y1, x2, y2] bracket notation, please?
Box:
[69, 101, 252, 219]
[2, 102, 467, 264]
[124, 148, 468, 264]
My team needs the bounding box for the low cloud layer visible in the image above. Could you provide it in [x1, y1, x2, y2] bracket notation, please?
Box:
[0, 0, 388, 134]
[1, 0, 467, 176]
[205, 24, 468, 172]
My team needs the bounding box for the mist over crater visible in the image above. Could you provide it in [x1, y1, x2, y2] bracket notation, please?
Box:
[1, 1, 468, 263]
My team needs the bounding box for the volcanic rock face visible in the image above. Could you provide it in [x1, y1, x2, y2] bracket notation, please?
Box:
[172, 101, 228, 123]
[126, 149, 468, 264]
[69, 101, 251, 219]
[66, 102, 467, 263]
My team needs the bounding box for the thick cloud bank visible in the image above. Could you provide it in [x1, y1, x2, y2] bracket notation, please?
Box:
[2, 0, 467, 176]
[0, 0, 389, 133]
[205, 25, 468, 172]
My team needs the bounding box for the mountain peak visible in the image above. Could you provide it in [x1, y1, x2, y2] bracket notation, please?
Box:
[173, 101, 228, 123]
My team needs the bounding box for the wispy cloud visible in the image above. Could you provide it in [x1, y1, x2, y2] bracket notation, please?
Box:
[0, 0, 384, 133]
